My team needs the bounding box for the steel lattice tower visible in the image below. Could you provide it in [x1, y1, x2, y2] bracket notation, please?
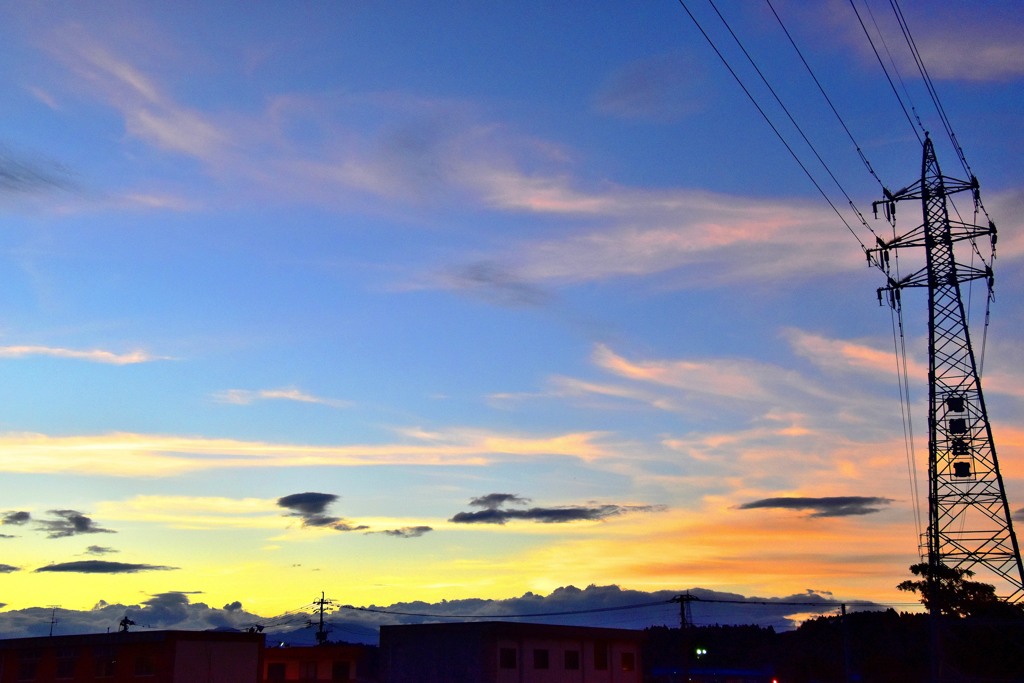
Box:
[869, 134, 1024, 603]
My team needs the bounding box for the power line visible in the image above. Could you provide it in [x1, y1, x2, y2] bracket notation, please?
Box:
[675, 0, 871, 252]
[887, 0, 970, 180]
[848, 0, 923, 144]
[706, 0, 881, 246]
[764, 0, 884, 190]
[339, 595, 917, 622]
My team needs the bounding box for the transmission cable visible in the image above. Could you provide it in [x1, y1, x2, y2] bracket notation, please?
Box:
[887, 0, 969, 179]
[764, 0, 885, 190]
[890, 299, 922, 544]
[847, 0, 922, 144]
[705, 0, 881, 246]
[887, 0, 994, 226]
[675, 0, 869, 253]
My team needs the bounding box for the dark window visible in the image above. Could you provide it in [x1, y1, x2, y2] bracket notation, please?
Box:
[564, 649, 580, 670]
[134, 654, 155, 676]
[267, 662, 286, 681]
[594, 642, 609, 670]
[621, 651, 636, 672]
[533, 648, 549, 669]
[332, 661, 351, 681]
[94, 647, 116, 678]
[499, 648, 517, 669]
[56, 648, 77, 679]
[301, 661, 318, 679]
[17, 651, 40, 681]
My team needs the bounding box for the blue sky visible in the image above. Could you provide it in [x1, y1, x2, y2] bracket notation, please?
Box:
[1, 0, 1023, 628]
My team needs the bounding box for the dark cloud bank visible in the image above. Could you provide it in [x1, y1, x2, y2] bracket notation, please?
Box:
[277, 492, 432, 537]
[738, 496, 894, 518]
[0, 585, 884, 644]
[2, 511, 30, 526]
[35, 561, 176, 574]
[450, 493, 666, 525]
[37, 510, 116, 539]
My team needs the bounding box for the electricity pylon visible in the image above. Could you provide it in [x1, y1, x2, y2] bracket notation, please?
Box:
[869, 134, 1024, 603]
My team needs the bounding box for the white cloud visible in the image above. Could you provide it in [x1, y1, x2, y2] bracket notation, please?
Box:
[213, 387, 352, 409]
[0, 429, 612, 477]
[0, 345, 168, 365]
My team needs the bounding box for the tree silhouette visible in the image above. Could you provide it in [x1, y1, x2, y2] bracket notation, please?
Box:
[897, 562, 1000, 617]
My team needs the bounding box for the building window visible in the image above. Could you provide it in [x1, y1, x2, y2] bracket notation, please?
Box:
[332, 661, 351, 681]
[17, 650, 40, 681]
[56, 648, 77, 679]
[594, 642, 609, 670]
[301, 660, 318, 679]
[267, 663, 286, 681]
[533, 648, 549, 670]
[564, 649, 580, 670]
[621, 651, 636, 672]
[94, 647, 116, 678]
[499, 647, 517, 669]
[134, 654, 155, 676]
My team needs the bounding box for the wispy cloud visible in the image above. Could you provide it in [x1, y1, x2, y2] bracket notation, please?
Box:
[375, 526, 433, 538]
[0, 428, 612, 477]
[49, 29, 229, 161]
[436, 187, 861, 291]
[213, 387, 351, 409]
[95, 495, 282, 530]
[838, 4, 1024, 82]
[0, 145, 73, 195]
[594, 52, 704, 122]
[0, 345, 168, 365]
[785, 329, 923, 379]
[84, 545, 118, 555]
[43, 28, 871, 297]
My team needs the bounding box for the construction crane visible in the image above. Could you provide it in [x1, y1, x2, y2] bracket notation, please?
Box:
[868, 134, 1024, 603]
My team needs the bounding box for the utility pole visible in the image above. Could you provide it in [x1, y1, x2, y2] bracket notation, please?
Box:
[671, 593, 694, 681]
[309, 592, 334, 646]
[869, 134, 1024, 602]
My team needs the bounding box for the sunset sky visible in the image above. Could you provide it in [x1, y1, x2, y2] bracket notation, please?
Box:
[1, 1, 1023, 629]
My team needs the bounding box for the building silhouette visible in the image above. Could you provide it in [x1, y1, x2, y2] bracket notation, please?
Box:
[0, 630, 263, 683]
[380, 621, 644, 683]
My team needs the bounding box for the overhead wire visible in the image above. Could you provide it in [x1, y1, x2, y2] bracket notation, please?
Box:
[338, 594, 917, 625]
[677, 0, 957, 562]
[675, 0, 871, 253]
[764, 0, 885, 190]
[848, 0, 923, 144]
[884, 0, 999, 368]
[674, 0, 1007, 602]
[705, 0, 881, 246]
[862, 0, 927, 137]
[887, 0, 970, 180]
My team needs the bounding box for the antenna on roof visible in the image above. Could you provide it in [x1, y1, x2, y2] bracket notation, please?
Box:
[47, 605, 60, 637]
